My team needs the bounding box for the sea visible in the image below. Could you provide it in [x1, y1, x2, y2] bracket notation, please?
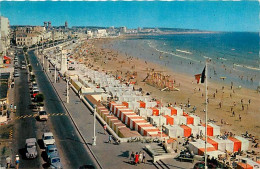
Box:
[104, 32, 260, 90]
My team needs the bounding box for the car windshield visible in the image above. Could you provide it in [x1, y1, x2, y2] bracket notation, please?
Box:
[40, 111, 46, 115]
[51, 158, 60, 163]
[27, 145, 35, 148]
[45, 136, 53, 140]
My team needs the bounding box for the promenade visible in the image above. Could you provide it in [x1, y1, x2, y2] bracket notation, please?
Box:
[43, 57, 193, 169]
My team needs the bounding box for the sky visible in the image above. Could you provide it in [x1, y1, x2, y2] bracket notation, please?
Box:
[0, 1, 259, 32]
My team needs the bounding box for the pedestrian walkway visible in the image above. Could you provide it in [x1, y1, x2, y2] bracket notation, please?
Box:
[44, 61, 193, 169]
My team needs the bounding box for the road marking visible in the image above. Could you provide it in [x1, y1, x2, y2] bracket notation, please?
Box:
[9, 130, 13, 139]
[15, 113, 67, 120]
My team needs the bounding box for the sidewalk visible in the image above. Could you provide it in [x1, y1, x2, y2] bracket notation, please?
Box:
[43, 63, 194, 169]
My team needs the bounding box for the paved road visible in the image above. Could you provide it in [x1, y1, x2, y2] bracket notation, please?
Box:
[28, 50, 97, 169]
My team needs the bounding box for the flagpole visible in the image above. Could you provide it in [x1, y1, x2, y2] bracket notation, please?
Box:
[205, 60, 208, 169]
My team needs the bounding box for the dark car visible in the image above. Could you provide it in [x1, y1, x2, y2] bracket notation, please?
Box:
[193, 162, 217, 169]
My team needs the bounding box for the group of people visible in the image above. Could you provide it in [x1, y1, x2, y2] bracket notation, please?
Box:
[130, 151, 146, 165]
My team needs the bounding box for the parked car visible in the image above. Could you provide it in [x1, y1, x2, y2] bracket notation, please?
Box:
[39, 110, 48, 121]
[42, 132, 55, 148]
[46, 145, 59, 159]
[25, 138, 38, 158]
[21, 65, 26, 69]
[48, 153, 63, 169]
[14, 72, 20, 77]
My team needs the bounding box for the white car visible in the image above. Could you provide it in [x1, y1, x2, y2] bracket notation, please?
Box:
[42, 132, 55, 148]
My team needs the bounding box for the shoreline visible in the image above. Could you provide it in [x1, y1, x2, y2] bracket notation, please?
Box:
[72, 38, 260, 141]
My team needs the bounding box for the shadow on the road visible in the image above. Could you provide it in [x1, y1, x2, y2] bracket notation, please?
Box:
[123, 160, 135, 165]
[118, 150, 129, 158]
[37, 139, 45, 149]
[42, 162, 50, 169]
[18, 148, 27, 160]
[41, 151, 48, 162]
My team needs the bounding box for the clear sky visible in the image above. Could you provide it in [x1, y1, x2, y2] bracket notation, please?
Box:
[0, 1, 259, 32]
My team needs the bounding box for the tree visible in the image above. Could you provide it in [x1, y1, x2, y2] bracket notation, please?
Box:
[23, 46, 28, 53]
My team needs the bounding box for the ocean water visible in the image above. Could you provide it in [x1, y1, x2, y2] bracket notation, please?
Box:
[104, 32, 260, 90]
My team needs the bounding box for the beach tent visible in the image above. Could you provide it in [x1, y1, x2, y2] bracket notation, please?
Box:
[188, 140, 215, 155]
[202, 124, 214, 136]
[138, 108, 147, 117]
[150, 107, 160, 116]
[173, 107, 184, 116]
[235, 136, 249, 152]
[121, 112, 135, 123]
[125, 114, 139, 126]
[187, 124, 200, 136]
[163, 115, 174, 125]
[207, 150, 225, 159]
[115, 107, 129, 117]
[208, 123, 221, 136]
[179, 116, 187, 125]
[134, 121, 149, 131]
[228, 137, 242, 152]
[180, 125, 192, 137]
[149, 116, 167, 126]
[164, 125, 183, 138]
[145, 101, 157, 108]
[189, 115, 200, 126]
[118, 109, 134, 120]
[129, 116, 144, 130]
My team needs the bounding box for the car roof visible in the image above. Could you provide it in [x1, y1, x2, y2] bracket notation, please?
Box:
[26, 138, 37, 144]
[43, 132, 54, 137]
[49, 153, 60, 159]
[47, 144, 57, 149]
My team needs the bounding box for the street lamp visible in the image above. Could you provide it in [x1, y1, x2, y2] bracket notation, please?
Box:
[93, 105, 97, 146]
[54, 64, 56, 83]
[66, 78, 69, 103]
[160, 99, 163, 143]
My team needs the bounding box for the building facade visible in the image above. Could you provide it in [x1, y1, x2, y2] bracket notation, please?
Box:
[0, 16, 10, 56]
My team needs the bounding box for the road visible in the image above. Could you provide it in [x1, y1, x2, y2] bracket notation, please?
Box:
[27, 50, 97, 169]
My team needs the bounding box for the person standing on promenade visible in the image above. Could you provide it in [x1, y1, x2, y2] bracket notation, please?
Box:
[15, 154, 19, 169]
[130, 151, 135, 164]
[134, 152, 139, 165]
[142, 152, 146, 164]
[138, 151, 143, 164]
[6, 156, 11, 169]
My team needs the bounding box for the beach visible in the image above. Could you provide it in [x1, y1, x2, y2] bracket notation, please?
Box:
[72, 37, 259, 148]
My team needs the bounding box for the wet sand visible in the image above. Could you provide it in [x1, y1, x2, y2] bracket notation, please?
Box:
[72, 38, 259, 149]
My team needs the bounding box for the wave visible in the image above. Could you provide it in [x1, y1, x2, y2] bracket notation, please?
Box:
[147, 41, 200, 63]
[234, 64, 260, 71]
[176, 49, 192, 54]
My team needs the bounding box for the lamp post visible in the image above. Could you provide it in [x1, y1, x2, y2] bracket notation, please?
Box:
[160, 99, 163, 143]
[66, 78, 69, 103]
[93, 105, 97, 146]
[54, 64, 56, 83]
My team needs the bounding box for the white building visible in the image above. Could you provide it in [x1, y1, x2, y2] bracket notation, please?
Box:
[96, 29, 107, 38]
[0, 16, 10, 56]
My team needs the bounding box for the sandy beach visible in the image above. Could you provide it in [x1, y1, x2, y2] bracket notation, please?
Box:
[72, 37, 259, 150]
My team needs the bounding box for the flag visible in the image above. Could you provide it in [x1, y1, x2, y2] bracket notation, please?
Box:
[194, 66, 206, 84]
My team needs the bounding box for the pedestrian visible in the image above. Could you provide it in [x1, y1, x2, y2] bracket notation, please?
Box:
[248, 99, 251, 105]
[14, 105, 16, 112]
[232, 111, 235, 117]
[142, 152, 146, 164]
[103, 124, 107, 135]
[134, 152, 139, 165]
[239, 115, 242, 121]
[219, 102, 222, 108]
[242, 104, 244, 111]
[108, 135, 112, 144]
[138, 151, 143, 164]
[6, 156, 11, 169]
[15, 154, 19, 169]
[130, 151, 135, 164]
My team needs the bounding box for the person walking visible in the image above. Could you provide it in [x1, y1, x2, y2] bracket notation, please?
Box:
[142, 152, 146, 164]
[138, 151, 143, 164]
[103, 124, 107, 135]
[134, 152, 139, 165]
[239, 115, 242, 122]
[15, 154, 19, 169]
[6, 156, 11, 169]
[10, 104, 13, 112]
[14, 105, 17, 112]
[130, 151, 135, 164]
[108, 135, 112, 144]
